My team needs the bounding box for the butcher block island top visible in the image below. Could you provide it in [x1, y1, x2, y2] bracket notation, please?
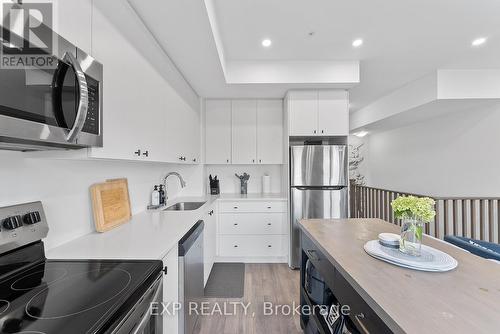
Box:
[298, 218, 500, 334]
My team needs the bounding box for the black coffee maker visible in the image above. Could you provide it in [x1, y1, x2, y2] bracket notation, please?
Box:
[209, 175, 220, 195]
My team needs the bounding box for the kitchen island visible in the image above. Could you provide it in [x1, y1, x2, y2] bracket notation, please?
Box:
[299, 218, 500, 334]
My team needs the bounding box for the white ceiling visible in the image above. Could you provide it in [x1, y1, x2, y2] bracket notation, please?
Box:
[129, 0, 500, 111]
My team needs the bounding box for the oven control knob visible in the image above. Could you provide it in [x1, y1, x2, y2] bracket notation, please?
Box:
[23, 211, 41, 225]
[3, 215, 22, 230]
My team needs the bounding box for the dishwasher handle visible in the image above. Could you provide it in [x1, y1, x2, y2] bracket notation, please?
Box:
[178, 220, 204, 256]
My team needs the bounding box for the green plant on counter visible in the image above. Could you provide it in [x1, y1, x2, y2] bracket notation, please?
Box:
[391, 196, 436, 248]
[391, 196, 436, 222]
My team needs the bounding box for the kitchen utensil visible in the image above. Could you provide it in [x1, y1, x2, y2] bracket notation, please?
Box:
[209, 174, 220, 195]
[235, 173, 250, 194]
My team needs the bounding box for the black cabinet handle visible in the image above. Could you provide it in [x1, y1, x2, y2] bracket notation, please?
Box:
[321, 130, 324, 134]
[259, 159, 262, 163]
[226, 159, 230, 163]
[193, 158, 197, 162]
[267, 223, 272, 226]
[233, 223, 238, 226]
[162, 266, 168, 275]
[233, 206, 238, 209]
[267, 245, 272, 248]
[134, 149, 141, 156]
[142, 150, 149, 157]
[234, 245, 238, 248]
[252, 159, 255, 163]
[267, 206, 272, 209]
[306, 249, 320, 261]
[313, 130, 317, 134]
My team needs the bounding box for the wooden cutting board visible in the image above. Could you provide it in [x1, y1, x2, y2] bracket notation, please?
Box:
[90, 178, 131, 232]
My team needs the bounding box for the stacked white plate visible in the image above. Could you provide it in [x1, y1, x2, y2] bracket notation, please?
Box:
[364, 240, 458, 272]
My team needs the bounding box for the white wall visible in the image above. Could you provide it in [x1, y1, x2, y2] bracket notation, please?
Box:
[0, 152, 203, 250]
[361, 102, 500, 197]
[204, 165, 282, 194]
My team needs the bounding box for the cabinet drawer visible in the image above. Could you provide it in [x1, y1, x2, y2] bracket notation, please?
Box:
[219, 201, 286, 213]
[334, 270, 392, 334]
[219, 213, 285, 235]
[301, 232, 336, 289]
[219, 235, 284, 257]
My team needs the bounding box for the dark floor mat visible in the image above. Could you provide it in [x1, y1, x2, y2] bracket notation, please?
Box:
[204, 263, 245, 298]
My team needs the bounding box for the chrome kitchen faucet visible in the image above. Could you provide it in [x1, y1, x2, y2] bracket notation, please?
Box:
[163, 172, 187, 200]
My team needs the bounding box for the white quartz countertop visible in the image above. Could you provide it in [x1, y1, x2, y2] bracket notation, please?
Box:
[46, 193, 286, 261]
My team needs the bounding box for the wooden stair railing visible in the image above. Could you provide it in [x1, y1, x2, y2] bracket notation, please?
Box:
[350, 183, 500, 243]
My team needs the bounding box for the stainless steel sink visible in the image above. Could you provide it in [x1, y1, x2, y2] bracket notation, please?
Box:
[163, 201, 206, 211]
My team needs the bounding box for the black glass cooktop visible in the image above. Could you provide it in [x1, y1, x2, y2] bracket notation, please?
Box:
[0, 257, 162, 334]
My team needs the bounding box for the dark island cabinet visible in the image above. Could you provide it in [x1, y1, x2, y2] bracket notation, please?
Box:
[300, 231, 393, 334]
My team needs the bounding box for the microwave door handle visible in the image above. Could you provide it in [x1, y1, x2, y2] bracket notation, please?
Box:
[62, 52, 88, 142]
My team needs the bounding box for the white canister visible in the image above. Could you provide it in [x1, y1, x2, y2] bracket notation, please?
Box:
[262, 175, 271, 194]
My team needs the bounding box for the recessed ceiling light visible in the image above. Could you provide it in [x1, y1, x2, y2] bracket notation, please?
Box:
[352, 39, 363, 48]
[471, 37, 487, 47]
[261, 39, 272, 47]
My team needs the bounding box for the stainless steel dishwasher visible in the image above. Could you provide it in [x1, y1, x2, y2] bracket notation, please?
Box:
[179, 220, 204, 334]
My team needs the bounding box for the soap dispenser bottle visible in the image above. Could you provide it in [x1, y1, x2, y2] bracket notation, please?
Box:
[158, 185, 166, 205]
[151, 185, 160, 206]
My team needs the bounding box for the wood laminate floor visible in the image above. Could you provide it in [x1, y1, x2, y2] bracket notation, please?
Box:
[193, 263, 302, 334]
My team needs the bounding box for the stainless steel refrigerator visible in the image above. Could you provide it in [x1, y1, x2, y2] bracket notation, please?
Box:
[289, 145, 348, 268]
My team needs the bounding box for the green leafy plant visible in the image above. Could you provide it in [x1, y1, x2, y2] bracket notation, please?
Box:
[391, 196, 436, 222]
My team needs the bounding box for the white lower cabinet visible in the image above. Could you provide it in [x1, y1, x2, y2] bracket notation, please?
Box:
[219, 200, 286, 213]
[162, 246, 179, 334]
[216, 200, 288, 262]
[219, 213, 286, 235]
[219, 235, 285, 257]
[203, 203, 217, 286]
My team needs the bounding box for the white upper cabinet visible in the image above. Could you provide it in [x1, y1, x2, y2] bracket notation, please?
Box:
[89, 5, 155, 161]
[53, 0, 92, 54]
[232, 100, 257, 164]
[318, 90, 349, 136]
[205, 100, 232, 164]
[257, 100, 283, 164]
[205, 99, 284, 165]
[288, 90, 349, 136]
[164, 97, 201, 164]
[88, 2, 200, 163]
[288, 91, 319, 136]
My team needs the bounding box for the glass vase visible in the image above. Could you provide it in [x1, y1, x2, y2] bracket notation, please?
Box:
[399, 218, 424, 256]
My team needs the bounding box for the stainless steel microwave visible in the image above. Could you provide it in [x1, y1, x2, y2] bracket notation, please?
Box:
[0, 27, 103, 151]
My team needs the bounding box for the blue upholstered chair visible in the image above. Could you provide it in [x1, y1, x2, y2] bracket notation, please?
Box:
[444, 235, 500, 261]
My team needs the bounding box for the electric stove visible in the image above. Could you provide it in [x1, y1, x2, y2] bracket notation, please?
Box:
[0, 202, 163, 334]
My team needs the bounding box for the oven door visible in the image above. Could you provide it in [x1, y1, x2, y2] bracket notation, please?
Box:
[0, 41, 92, 150]
[112, 275, 163, 334]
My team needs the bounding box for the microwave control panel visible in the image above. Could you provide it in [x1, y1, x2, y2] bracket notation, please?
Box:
[82, 75, 100, 135]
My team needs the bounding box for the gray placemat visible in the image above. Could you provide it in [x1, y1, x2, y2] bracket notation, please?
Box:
[204, 263, 245, 298]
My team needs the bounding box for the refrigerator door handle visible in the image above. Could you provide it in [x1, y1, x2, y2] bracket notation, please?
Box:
[293, 186, 346, 191]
